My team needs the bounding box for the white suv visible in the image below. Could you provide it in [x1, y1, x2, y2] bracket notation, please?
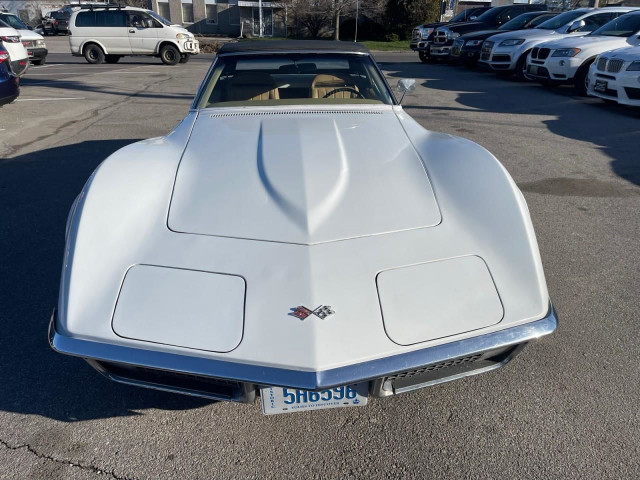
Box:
[69, 5, 199, 65]
[479, 8, 637, 79]
[0, 20, 29, 75]
[588, 45, 640, 106]
[527, 12, 640, 94]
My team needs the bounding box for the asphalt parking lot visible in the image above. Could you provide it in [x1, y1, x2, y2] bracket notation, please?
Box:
[1, 36, 639, 479]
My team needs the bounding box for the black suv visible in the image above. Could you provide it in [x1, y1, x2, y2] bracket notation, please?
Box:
[43, 10, 70, 35]
[430, 4, 547, 61]
[450, 11, 557, 67]
[411, 7, 492, 63]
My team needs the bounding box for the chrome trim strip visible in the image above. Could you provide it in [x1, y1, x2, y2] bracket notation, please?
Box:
[49, 304, 557, 391]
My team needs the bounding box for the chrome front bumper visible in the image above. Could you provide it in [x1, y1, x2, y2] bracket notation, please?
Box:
[49, 304, 557, 401]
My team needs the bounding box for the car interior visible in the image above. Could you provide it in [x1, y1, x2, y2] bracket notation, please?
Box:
[199, 54, 394, 107]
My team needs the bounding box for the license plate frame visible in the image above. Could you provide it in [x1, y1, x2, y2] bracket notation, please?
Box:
[260, 384, 368, 415]
[594, 79, 607, 93]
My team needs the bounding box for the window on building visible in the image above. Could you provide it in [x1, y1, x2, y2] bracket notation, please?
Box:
[206, 4, 218, 24]
[182, 3, 194, 23]
[157, 1, 170, 20]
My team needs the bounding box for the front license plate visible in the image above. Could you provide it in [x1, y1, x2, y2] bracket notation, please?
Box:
[528, 65, 538, 75]
[594, 80, 607, 93]
[261, 384, 368, 415]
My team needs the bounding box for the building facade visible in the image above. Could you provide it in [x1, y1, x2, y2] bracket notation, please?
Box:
[150, 0, 286, 37]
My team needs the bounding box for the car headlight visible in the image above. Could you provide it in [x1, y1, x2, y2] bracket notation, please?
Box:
[552, 48, 581, 57]
[36, 39, 46, 48]
[466, 40, 483, 47]
[421, 28, 433, 39]
[446, 31, 460, 40]
[626, 61, 640, 71]
[176, 33, 191, 39]
[499, 39, 525, 47]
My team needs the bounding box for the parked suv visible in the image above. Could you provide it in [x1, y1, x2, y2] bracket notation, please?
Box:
[431, 4, 547, 61]
[0, 44, 20, 106]
[451, 11, 557, 67]
[588, 45, 640, 106]
[527, 12, 640, 94]
[411, 7, 492, 62]
[69, 5, 200, 65]
[43, 9, 71, 35]
[0, 12, 48, 65]
[0, 19, 29, 76]
[479, 7, 638, 79]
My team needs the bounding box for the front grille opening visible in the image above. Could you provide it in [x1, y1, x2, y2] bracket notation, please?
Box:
[381, 344, 522, 393]
[625, 87, 640, 100]
[94, 361, 246, 400]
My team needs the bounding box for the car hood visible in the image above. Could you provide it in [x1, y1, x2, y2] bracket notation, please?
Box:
[168, 108, 442, 245]
[600, 45, 640, 61]
[461, 29, 502, 40]
[16, 29, 44, 41]
[541, 35, 633, 50]
[488, 29, 559, 42]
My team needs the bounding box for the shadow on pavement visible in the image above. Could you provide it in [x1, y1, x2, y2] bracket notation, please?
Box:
[0, 140, 213, 422]
[20, 78, 197, 101]
[382, 59, 640, 188]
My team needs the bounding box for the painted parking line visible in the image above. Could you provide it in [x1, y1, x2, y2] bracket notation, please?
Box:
[16, 97, 86, 102]
[28, 64, 64, 69]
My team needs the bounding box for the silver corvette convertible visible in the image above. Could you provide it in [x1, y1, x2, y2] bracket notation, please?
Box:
[49, 41, 556, 415]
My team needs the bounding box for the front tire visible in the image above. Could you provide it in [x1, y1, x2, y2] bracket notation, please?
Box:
[84, 44, 105, 64]
[32, 57, 46, 66]
[574, 63, 592, 96]
[515, 52, 530, 81]
[105, 55, 121, 64]
[418, 51, 428, 63]
[179, 54, 190, 64]
[160, 44, 180, 65]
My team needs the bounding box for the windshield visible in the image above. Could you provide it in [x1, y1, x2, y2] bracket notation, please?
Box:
[536, 10, 584, 30]
[499, 12, 542, 31]
[450, 9, 483, 23]
[197, 53, 394, 108]
[591, 14, 640, 37]
[0, 14, 28, 29]
[51, 11, 69, 20]
[475, 7, 504, 24]
[147, 11, 171, 26]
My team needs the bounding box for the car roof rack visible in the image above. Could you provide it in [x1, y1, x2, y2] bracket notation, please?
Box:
[76, 3, 126, 10]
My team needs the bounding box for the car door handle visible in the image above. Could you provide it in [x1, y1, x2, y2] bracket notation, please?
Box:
[129, 29, 135, 33]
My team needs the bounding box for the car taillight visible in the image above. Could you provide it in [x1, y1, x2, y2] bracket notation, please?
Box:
[0, 35, 20, 43]
[54, 20, 59, 26]
[0, 52, 9, 63]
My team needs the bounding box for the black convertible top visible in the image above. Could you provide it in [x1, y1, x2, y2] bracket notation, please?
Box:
[217, 40, 370, 55]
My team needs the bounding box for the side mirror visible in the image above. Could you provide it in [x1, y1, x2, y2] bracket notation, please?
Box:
[568, 19, 585, 33]
[397, 78, 416, 104]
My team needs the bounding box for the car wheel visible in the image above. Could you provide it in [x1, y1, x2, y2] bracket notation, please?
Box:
[574, 63, 592, 97]
[105, 55, 121, 64]
[418, 51, 428, 63]
[179, 54, 190, 64]
[84, 44, 105, 64]
[514, 52, 530, 81]
[32, 57, 46, 66]
[160, 45, 180, 65]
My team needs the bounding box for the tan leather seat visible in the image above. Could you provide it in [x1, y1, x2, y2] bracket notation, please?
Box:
[310, 74, 359, 99]
[227, 73, 280, 102]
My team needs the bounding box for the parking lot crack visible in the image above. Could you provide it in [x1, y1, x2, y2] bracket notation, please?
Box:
[0, 438, 134, 480]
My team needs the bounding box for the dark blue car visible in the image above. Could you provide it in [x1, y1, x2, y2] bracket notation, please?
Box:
[0, 44, 20, 106]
